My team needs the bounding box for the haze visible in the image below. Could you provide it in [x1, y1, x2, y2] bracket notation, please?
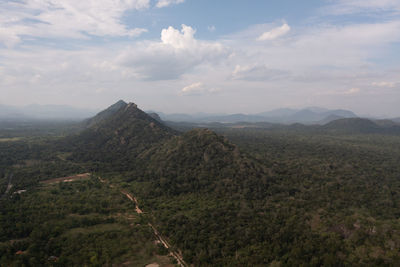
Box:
[1, 0, 399, 117]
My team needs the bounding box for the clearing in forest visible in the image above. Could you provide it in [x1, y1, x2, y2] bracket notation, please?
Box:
[40, 173, 91, 184]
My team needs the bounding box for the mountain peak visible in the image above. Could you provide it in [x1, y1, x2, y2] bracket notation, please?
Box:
[83, 100, 128, 127]
[72, 100, 176, 167]
[110, 100, 128, 109]
[116, 100, 127, 105]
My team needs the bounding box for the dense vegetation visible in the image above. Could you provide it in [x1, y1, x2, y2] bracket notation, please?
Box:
[1, 101, 400, 266]
[65, 101, 175, 171]
[0, 177, 170, 266]
[120, 129, 400, 265]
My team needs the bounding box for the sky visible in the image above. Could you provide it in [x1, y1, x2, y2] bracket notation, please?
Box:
[0, 0, 400, 116]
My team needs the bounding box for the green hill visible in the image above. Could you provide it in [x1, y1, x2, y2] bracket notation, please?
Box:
[69, 101, 176, 170]
[324, 117, 400, 134]
[3, 101, 400, 266]
[136, 128, 269, 197]
[83, 99, 128, 128]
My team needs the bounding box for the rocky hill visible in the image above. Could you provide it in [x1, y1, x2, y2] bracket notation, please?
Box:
[69, 101, 176, 169]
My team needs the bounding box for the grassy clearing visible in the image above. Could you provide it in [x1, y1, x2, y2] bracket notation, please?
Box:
[0, 137, 22, 142]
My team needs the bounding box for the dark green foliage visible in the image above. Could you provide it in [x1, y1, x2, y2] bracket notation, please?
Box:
[66, 102, 176, 171]
[322, 117, 399, 134]
[125, 128, 400, 266]
[1, 102, 400, 266]
[136, 128, 268, 197]
[82, 99, 128, 128]
[0, 178, 165, 266]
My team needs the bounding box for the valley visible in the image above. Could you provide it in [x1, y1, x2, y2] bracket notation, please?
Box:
[97, 176, 187, 267]
[2, 0, 400, 265]
[1, 100, 400, 266]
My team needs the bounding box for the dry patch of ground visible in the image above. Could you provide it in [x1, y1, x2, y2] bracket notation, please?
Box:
[40, 173, 91, 184]
[0, 137, 22, 142]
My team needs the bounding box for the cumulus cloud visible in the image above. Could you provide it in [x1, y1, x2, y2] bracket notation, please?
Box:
[180, 82, 219, 95]
[257, 23, 290, 41]
[119, 24, 230, 80]
[0, 0, 149, 46]
[1, 0, 400, 116]
[156, 0, 185, 8]
[181, 82, 203, 93]
[161, 24, 197, 49]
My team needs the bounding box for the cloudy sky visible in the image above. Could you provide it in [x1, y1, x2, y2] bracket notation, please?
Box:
[1, 0, 400, 116]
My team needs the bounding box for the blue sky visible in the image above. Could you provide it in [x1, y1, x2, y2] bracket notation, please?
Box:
[1, 0, 400, 116]
[123, 0, 325, 39]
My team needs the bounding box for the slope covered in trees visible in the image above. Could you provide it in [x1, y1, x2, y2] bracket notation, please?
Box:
[66, 101, 176, 170]
[1, 101, 400, 266]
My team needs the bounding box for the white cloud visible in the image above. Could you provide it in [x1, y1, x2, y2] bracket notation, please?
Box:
[245, 21, 400, 71]
[317, 87, 363, 96]
[0, 28, 21, 48]
[1, 1, 400, 116]
[118, 24, 230, 80]
[161, 24, 197, 49]
[257, 23, 290, 41]
[372, 81, 396, 88]
[180, 82, 219, 95]
[231, 65, 289, 81]
[156, 0, 185, 8]
[0, 0, 149, 46]
[345, 87, 361, 95]
[325, 0, 400, 15]
[208, 25, 216, 32]
[181, 82, 203, 93]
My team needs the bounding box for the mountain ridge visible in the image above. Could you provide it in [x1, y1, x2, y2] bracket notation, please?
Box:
[0, 103, 97, 120]
[68, 100, 270, 197]
[155, 107, 358, 124]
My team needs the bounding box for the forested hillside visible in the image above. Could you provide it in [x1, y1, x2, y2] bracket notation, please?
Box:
[1, 101, 400, 266]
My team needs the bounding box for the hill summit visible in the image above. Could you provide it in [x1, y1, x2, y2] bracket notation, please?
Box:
[71, 100, 175, 169]
[137, 128, 268, 196]
[83, 100, 128, 127]
[69, 100, 270, 192]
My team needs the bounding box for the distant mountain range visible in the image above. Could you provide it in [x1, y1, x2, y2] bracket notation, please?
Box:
[154, 107, 358, 125]
[391, 117, 400, 123]
[0, 104, 97, 120]
[166, 117, 400, 135]
[322, 118, 400, 134]
[1, 103, 399, 127]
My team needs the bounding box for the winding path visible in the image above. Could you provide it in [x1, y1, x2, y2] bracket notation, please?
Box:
[1, 173, 13, 199]
[97, 176, 187, 267]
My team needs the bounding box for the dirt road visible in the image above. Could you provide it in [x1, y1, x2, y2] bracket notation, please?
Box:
[97, 176, 187, 267]
[1, 173, 13, 199]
